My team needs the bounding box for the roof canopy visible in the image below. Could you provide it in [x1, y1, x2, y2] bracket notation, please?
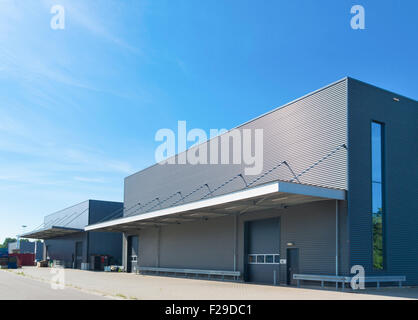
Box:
[20, 226, 84, 240]
[85, 180, 345, 233]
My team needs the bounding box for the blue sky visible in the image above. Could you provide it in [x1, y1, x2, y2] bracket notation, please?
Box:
[0, 0, 417, 242]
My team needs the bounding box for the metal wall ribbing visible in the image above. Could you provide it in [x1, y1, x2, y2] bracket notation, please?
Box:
[124, 79, 348, 217]
[347, 78, 418, 285]
[43, 200, 89, 230]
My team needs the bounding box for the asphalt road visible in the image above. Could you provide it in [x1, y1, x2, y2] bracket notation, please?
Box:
[0, 270, 108, 300]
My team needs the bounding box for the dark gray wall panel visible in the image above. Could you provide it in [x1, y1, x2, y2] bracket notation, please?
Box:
[43, 200, 124, 267]
[239, 200, 348, 282]
[88, 200, 123, 224]
[348, 78, 418, 285]
[87, 201, 124, 264]
[138, 216, 235, 270]
[136, 228, 158, 267]
[136, 200, 348, 283]
[88, 231, 123, 264]
[338, 200, 350, 276]
[159, 216, 235, 270]
[246, 217, 280, 284]
[45, 232, 87, 267]
[124, 79, 348, 217]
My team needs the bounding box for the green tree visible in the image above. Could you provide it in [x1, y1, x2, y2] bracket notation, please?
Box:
[0, 237, 17, 249]
[373, 208, 383, 270]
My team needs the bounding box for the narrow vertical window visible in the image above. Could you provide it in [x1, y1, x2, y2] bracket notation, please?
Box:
[371, 121, 384, 270]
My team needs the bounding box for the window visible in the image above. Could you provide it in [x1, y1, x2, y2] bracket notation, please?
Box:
[274, 255, 280, 264]
[371, 121, 384, 270]
[248, 255, 256, 264]
[248, 254, 280, 264]
[265, 255, 274, 263]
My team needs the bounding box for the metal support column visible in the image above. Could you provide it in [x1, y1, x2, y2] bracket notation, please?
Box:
[122, 232, 128, 271]
[157, 227, 161, 268]
[34, 240, 37, 262]
[336, 200, 339, 276]
[42, 242, 47, 261]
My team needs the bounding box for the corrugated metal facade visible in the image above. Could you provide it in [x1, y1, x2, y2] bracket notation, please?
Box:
[88, 200, 124, 225]
[44, 200, 124, 267]
[121, 78, 418, 285]
[124, 79, 348, 217]
[43, 201, 89, 230]
[45, 232, 87, 268]
[347, 78, 418, 285]
[136, 200, 348, 283]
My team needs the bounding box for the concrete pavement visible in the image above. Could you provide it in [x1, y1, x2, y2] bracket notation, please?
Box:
[0, 269, 109, 300]
[2, 267, 417, 300]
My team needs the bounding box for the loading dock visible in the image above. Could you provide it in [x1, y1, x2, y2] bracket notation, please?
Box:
[86, 180, 346, 284]
[21, 200, 124, 270]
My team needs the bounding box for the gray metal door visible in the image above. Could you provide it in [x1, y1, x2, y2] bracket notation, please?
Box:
[286, 248, 299, 285]
[245, 217, 280, 284]
[127, 236, 139, 273]
[75, 241, 83, 269]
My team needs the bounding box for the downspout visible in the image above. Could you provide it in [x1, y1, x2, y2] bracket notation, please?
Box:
[43, 241, 47, 261]
[336, 200, 339, 276]
[233, 214, 238, 272]
[34, 240, 37, 261]
[86, 232, 90, 267]
[157, 227, 161, 268]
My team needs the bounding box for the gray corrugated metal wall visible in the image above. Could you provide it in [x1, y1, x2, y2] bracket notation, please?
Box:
[136, 200, 348, 282]
[88, 200, 124, 264]
[347, 78, 418, 285]
[88, 200, 123, 224]
[88, 231, 123, 264]
[124, 79, 348, 217]
[45, 232, 87, 268]
[239, 200, 349, 280]
[139, 217, 236, 270]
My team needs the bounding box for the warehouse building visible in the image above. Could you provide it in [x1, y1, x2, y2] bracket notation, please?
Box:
[22, 200, 123, 269]
[84, 78, 415, 285]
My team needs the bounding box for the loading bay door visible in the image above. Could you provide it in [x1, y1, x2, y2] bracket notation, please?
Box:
[245, 217, 280, 284]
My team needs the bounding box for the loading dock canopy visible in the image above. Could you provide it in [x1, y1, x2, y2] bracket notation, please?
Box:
[20, 226, 84, 240]
[85, 180, 346, 233]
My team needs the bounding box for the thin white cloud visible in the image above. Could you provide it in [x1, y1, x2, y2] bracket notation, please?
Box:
[0, 0, 143, 242]
[73, 176, 105, 183]
[40, 0, 142, 54]
[0, 113, 135, 182]
[0, 0, 144, 100]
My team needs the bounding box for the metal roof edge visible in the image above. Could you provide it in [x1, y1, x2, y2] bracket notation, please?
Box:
[86, 180, 346, 231]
